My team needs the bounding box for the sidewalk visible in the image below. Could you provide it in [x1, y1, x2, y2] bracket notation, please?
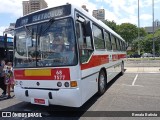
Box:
[125, 67, 160, 73]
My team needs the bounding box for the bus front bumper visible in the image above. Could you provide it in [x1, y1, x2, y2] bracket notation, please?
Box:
[14, 87, 82, 107]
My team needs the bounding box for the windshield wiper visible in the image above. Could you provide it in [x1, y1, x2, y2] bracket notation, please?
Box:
[24, 25, 32, 35]
[41, 18, 55, 35]
[37, 18, 55, 45]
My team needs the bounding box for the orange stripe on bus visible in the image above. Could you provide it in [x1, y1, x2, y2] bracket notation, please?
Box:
[24, 69, 51, 76]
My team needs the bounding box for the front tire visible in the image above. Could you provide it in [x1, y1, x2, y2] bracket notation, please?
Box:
[97, 70, 107, 96]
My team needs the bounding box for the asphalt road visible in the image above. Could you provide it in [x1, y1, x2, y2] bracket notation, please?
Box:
[0, 61, 160, 120]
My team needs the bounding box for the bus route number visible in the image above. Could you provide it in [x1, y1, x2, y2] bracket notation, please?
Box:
[54, 70, 65, 80]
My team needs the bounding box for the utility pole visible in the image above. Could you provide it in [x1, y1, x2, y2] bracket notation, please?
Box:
[138, 0, 140, 55]
[152, 0, 155, 58]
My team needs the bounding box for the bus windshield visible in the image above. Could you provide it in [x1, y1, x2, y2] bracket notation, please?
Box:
[14, 18, 77, 68]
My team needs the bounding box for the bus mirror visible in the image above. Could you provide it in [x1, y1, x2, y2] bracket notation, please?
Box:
[84, 21, 92, 37]
[76, 13, 85, 23]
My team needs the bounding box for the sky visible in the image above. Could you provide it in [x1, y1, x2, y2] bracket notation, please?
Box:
[0, 0, 160, 35]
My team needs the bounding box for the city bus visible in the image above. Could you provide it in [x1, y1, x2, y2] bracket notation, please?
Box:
[14, 4, 126, 107]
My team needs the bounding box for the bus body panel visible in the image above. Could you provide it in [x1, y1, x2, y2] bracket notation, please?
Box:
[14, 66, 80, 89]
[14, 86, 82, 107]
[81, 72, 99, 104]
[80, 50, 125, 104]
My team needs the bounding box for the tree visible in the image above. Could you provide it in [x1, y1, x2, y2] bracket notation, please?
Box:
[103, 20, 148, 52]
[131, 28, 147, 53]
[154, 29, 160, 40]
[103, 20, 118, 33]
[137, 30, 160, 53]
[117, 23, 138, 46]
[139, 28, 147, 37]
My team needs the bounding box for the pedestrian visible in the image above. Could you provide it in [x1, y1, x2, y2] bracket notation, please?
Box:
[4, 62, 14, 98]
[0, 60, 7, 97]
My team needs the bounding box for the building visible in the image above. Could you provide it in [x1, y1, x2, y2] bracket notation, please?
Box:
[4, 23, 15, 35]
[145, 20, 160, 34]
[145, 26, 160, 34]
[92, 9, 105, 21]
[23, 0, 48, 16]
[23, 1, 30, 16]
[154, 19, 160, 27]
[82, 5, 88, 12]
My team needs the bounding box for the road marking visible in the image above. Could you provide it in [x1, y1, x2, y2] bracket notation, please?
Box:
[122, 84, 144, 87]
[125, 72, 160, 74]
[115, 84, 144, 87]
[132, 74, 138, 86]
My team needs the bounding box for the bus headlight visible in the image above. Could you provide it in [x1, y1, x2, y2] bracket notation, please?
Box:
[64, 82, 69, 87]
[57, 82, 62, 87]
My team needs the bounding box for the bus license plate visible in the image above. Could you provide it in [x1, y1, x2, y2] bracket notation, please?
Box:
[31, 98, 49, 106]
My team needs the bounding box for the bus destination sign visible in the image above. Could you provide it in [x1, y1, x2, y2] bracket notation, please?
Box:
[32, 9, 63, 22]
[15, 4, 71, 27]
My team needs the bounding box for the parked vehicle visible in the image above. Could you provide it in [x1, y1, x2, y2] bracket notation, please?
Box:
[141, 53, 153, 57]
[130, 53, 141, 58]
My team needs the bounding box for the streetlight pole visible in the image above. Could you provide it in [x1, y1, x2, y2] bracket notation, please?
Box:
[138, 0, 140, 55]
[152, 0, 155, 58]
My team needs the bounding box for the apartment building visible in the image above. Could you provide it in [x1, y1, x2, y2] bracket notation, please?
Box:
[23, 0, 48, 16]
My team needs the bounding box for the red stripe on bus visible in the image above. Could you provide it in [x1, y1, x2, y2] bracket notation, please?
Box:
[112, 54, 126, 61]
[14, 68, 70, 80]
[81, 54, 126, 70]
[80, 55, 109, 70]
[118, 54, 126, 59]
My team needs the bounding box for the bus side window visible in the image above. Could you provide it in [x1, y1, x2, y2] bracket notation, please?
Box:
[104, 31, 112, 50]
[76, 21, 93, 63]
[111, 35, 117, 51]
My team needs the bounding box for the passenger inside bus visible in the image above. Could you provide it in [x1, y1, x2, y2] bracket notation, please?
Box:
[52, 35, 65, 52]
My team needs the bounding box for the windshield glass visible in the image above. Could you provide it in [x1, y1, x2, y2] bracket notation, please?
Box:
[14, 18, 77, 68]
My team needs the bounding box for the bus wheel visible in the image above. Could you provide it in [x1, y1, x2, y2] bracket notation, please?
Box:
[97, 70, 107, 95]
[120, 62, 124, 75]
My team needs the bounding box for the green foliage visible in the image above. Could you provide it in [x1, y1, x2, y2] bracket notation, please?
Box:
[117, 23, 138, 45]
[103, 20, 118, 33]
[154, 29, 160, 40]
[103, 20, 160, 54]
[132, 29, 160, 54]
[139, 28, 147, 37]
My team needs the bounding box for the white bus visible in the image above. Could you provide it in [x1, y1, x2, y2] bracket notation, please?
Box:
[14, 4, 126, 107]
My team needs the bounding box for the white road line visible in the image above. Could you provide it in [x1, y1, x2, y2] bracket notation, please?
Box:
[132, 74, 138, 86]
[122, 84, 144, 87]
[126, 72, 160, 74]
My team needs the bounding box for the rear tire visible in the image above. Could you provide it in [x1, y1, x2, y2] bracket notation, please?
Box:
[97, 70, 107, 96]
[120, 62, 124, 75]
